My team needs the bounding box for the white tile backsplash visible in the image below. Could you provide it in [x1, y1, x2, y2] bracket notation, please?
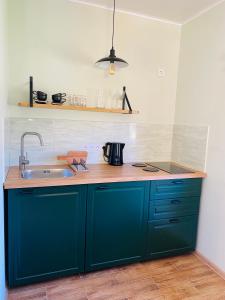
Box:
[6, 118, 173, 166]
[172, 124, 209, 171]
[5, 118, 209, 170]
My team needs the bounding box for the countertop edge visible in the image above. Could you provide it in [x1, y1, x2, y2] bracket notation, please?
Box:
[4, 164, 207, 190]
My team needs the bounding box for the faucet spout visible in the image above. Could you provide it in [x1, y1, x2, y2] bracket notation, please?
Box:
[19, 132, 44, 173]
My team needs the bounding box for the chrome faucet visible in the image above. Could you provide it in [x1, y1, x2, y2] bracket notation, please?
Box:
[19, 132, 44, 171]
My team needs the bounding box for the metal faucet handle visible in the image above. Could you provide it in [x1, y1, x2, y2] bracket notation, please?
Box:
[21, 155, 29, 165]
[24, 158, 29, 165]
[22, 152, 29, 163]
[19, 155, 29, 172]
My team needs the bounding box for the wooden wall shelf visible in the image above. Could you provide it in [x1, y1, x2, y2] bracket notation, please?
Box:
[18, 102, 139, 115]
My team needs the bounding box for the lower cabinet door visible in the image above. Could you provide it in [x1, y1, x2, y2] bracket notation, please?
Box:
[146, 216, 198, 259]
[7, 185, 87, 287]
[85, 182, 149, 271]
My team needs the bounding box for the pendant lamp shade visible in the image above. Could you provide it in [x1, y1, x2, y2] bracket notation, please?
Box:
[95, 48, 128, 69]
[95, 0, 128, 75]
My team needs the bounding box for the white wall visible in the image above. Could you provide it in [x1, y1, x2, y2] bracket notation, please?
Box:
[5, 0, 184, 168]
[7, 0, 181, 124]
[0, 0, 7, 297]
[175, 1, 225, 272]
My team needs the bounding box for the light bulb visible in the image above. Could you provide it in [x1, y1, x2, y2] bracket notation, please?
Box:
[108, 63, 116, 75]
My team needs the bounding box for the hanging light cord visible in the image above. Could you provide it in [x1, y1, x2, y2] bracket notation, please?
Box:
[112, 0, 116, 49]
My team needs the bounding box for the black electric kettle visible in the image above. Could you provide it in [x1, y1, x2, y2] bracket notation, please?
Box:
[102, 142, 125, 166]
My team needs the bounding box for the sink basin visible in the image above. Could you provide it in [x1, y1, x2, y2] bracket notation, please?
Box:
[21, 168, 74, 179]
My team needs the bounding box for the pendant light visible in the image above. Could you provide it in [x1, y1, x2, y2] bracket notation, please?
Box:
[95, 0, 128, 75]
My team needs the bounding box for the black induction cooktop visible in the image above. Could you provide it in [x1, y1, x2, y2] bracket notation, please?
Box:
[147, 162, 195, 174]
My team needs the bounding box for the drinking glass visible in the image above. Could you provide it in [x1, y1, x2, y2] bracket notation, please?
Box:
[80, 95, 87, 107]
[97, 89, 105, 108]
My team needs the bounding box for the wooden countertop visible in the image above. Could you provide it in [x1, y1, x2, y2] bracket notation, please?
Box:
[4, 163, 206, 189]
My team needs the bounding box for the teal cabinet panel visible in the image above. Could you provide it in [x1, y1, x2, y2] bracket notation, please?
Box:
[5, 177, 202, 287]
[85, 182, 149, 271]
[147, 178, 201, 259]
[149, 197, 200, 220]
[7, 185, 87, 287]
[146, 216, 198, 259]
[151, 179, 202, 200]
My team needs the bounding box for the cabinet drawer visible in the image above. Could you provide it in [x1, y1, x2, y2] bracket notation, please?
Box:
[149, 197, 200, 220]
[150, 179, 202, 200]
[146, 216, 198, 258]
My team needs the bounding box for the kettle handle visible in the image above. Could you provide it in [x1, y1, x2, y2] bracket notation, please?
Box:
[102, 143, 110, 162]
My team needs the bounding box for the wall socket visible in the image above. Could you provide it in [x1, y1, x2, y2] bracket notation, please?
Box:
[158, 68, 166, 77]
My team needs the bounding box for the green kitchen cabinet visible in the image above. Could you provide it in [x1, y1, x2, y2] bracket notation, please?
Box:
[149, 196, 200, 220]
[5, 177, 203, 287]
[85, 181, 149, 271]
[145, 179, 202, 259]
[6, 185, 87, 287]
[146, 216, 198, 259]
[150, 178, 202, 200]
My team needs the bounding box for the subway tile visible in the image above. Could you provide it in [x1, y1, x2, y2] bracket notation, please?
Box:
[172, 124, 209, 171]
[5, 118, 208, 170]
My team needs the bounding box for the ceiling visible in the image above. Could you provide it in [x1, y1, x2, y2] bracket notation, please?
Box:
[71, 0, 224, 24]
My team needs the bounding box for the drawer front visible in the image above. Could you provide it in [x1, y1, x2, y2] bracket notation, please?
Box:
[150, 179, 202, 200]
[146, 216, 198, 257]
[149, 197, 200, 220]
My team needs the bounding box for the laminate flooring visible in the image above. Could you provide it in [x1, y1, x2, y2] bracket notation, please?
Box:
[8, 254, 225, 300]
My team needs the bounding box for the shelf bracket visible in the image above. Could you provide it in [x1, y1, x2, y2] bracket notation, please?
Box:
[29, 76, 33, 107]
[122, 86, 133, 114]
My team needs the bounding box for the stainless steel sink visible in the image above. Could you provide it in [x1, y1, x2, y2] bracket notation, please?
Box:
[21, 168, 74, 179]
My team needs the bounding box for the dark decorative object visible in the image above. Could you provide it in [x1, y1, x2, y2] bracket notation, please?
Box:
[122, 86, 132, 113]
[29, 76, 47, 105]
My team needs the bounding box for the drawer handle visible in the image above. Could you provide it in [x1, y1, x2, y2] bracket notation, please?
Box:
[96, 186, 110, 190]
[172, 180, 184, 185]
[169, 218, 180, 224]
[19, 189, 35, 195]
[171, 199, 181, 204]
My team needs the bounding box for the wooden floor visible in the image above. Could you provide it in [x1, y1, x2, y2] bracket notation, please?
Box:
[8, 254, 225, 300]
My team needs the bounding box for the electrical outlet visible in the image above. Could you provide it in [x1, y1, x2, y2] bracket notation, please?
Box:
[158, 68, 166, 77]
[85, 144, 101, 151]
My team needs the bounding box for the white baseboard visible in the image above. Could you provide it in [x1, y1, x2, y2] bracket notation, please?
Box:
[194, 251, 225, 280]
